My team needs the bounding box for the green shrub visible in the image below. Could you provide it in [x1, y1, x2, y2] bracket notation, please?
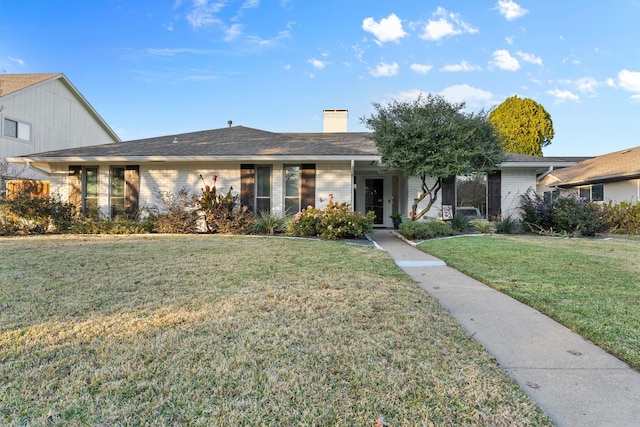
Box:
[0, 192, 77, 234]
[70, 215, 150, 234]
[289, 196, 375, 239]
[450, 214, 474, 233]
[199, 175, 252, 234]
[495, 216, 520, 234]
[248, 211, 287, 235]
[603, 201, 640, 234]
[520, 190, 606, 237]
[399, 220, 454, 240]
[473, 219, 496, 234]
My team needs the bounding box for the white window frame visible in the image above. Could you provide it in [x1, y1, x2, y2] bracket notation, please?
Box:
[579, 184, 604, 202]
[3, 117, 32, 142]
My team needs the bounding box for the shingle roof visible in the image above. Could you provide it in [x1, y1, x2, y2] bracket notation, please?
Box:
[546, 146, 640, 186]
[0, 73, 60, 96]
[20, 126, 380, 160]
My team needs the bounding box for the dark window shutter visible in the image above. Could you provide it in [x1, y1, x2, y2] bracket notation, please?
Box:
[240, 164, 255, 212]
[300, 164, 316, 209]
[441, 176, 456, 216]
[69, 166, 82, 209]
[125, 165, 140, 217]
[487, 170, 501, 220]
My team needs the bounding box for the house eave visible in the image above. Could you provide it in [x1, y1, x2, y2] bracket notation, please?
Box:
[499, 161, 577, 168]
[8, 155, 382, 165]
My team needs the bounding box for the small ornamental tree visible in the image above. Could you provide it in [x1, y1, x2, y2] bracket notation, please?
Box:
[488, 95, 554, 156]
[362, 94, 504, 221]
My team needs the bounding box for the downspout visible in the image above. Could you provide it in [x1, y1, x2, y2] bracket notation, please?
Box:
[26, 161, 52, 177]
[537, 165, 554, 182]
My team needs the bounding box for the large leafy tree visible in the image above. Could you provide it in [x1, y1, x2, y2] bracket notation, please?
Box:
[488, 95, 554, 156]
[362, 94, 504, 221]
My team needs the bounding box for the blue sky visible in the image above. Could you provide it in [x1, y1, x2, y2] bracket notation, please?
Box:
[1, 0, 639, 156]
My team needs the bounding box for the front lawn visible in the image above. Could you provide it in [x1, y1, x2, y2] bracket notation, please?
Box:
[0, 235, 551, 426]
[417, 235, 640, 371]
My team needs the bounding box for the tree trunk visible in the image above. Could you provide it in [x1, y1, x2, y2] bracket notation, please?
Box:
[411, 176, 442, 220]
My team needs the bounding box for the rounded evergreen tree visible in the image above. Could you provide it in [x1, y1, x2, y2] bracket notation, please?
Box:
[488, 95, 554, 156]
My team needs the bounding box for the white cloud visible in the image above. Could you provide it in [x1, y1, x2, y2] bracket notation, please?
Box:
[574, 77, 599, 94]
[246, 29, 291, 47]
[362, 13, 407, 44]
[186, 0, 225, 28]
[618, 69, 640, 99]
[516, 51, 542, 65]
[370, 62, 399, 77]
[495, 0, 529, 20]
[410, 63, 433, 74]
[505, 36, 515, 45]
[8, 56, 26, 66]
[439, 84, 494, 110]
[241, 0, 260, 9]
[547, 89, 580, 103]
[491, 49, 520, 71]
[283, 64, 291, 71]
[308, 58, 327, 69]
[420, 7, 478, 41]
[224, 23, 243, 41]
[392, 89, 424, 102]
[145, 48, 209, 57]
[440, 60, 481, 72]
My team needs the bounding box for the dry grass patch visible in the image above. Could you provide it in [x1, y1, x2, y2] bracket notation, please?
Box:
[0, 235, 550, 426]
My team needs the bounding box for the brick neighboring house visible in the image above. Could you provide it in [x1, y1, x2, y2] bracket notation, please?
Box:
[9, 110, 574, 226]
[1, 73, 119, 195]
[538, 146, 640, 204]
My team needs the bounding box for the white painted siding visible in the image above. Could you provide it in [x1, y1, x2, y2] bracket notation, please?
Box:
[501, 168, 537, 218]
[52, 161, 355, 218]
[407, 176, 442, 220]
[316, 162, 352, 208]
[1, 77, 118, 179]
[604, 180, 639, 203]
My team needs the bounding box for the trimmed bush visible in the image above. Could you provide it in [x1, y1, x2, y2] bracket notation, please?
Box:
[399, 220, 454, 240]
[0, 192, 76, 234]
[289, 196, 375, 239]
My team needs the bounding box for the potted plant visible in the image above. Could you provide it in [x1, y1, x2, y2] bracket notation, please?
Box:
[390, 213, 403, 229]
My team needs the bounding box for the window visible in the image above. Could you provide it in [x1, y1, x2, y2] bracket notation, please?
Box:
[84, 167, 99, 216]
[544, 190, 560, 204]
[3, 118, 31, 142]
[284, 165, 300, 214]
[579, 184, 604, 202]
[110, 167, 126, 217]
[255, 166, 271, 213]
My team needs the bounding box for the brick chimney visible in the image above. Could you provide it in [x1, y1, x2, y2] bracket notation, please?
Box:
[323, 109, 348, 133]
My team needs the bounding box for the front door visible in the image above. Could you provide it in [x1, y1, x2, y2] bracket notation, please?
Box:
[365, 178, 385, 225]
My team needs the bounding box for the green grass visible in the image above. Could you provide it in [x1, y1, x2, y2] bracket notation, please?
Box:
[0, 235, 551, 426]
[417, 235, 640, 371]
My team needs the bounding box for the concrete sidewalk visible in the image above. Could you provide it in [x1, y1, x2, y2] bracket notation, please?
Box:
[369, 230, 640, 427]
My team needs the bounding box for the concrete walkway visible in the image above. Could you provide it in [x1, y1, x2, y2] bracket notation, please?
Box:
[368, 230, 640, 427]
